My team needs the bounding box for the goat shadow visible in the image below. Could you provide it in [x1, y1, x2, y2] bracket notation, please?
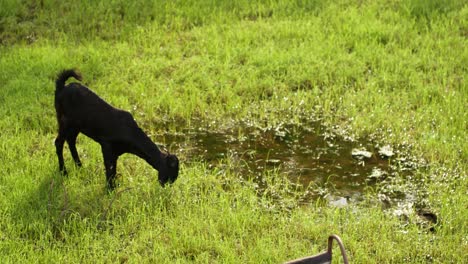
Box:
[11, 166, 175, 241]
[11, 170, 115, 241]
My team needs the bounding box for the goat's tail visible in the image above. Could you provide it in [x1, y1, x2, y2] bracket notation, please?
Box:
[55, 69, 82, 93]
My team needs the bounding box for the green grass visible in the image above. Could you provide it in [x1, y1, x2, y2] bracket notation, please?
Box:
[1, 0, 467, 262]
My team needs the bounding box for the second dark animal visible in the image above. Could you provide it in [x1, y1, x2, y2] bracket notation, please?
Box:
[54, 69, 179, 190]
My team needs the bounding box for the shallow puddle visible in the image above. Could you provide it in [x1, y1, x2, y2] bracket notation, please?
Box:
[158, 122, 417, 205]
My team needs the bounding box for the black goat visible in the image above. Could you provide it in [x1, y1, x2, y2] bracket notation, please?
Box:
[54, 69, 179, 190]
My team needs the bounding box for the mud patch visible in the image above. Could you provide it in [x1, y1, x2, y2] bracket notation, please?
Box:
[158, 122, 425, 206]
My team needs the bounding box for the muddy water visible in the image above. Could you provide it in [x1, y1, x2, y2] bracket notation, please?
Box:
[158, 122, 414, 205]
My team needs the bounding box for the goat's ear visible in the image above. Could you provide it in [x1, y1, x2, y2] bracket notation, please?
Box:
[166, 155, 179, 168]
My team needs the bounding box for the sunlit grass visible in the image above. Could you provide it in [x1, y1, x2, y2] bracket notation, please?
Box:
[0, 0, 467, 262]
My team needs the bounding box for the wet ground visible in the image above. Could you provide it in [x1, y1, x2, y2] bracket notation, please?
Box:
[157, 121, 422, 207]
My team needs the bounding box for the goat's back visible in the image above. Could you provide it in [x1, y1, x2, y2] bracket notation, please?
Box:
[55, 83, 139, 142]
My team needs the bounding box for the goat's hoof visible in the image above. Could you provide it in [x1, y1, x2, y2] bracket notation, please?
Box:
[60, 169, 68, 176]
[106, 187, 117, 195]
[106, 183, 117, 193]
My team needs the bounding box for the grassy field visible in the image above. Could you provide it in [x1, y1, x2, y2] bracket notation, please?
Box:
[1, 0, 467, 263]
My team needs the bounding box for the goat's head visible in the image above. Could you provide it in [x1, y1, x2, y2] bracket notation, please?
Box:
[158, 153, 179, 186]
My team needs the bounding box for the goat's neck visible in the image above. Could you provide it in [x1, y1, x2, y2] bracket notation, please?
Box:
[132, 129, 164, 170]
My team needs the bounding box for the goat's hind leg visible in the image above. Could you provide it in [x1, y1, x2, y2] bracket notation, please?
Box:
[55, 131, 67, 175]
[67, 129, 82, 167]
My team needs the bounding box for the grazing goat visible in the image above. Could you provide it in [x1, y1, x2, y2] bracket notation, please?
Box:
[54, 69, 179, 190]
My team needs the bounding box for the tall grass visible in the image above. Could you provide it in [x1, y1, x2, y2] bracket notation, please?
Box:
[1, 0, 467, 262]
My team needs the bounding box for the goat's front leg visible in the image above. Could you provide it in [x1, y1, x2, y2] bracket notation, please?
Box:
[101, 143, 118, 191]
[55, 134, 67, 175]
